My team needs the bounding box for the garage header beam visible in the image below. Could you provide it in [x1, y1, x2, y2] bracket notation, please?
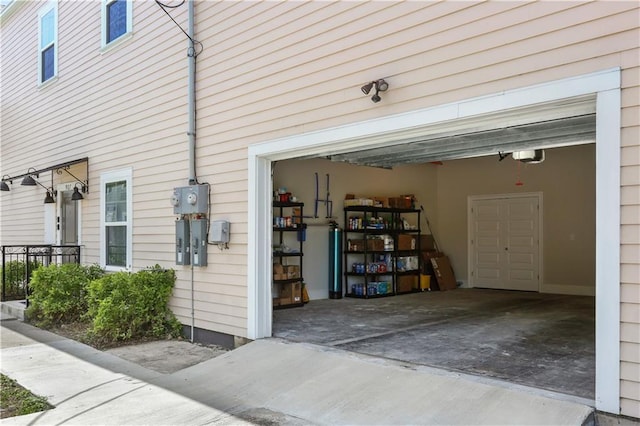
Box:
[327, 114, 596, 168]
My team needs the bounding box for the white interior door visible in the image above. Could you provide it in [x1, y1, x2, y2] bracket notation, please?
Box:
[469, 193, 540, 291]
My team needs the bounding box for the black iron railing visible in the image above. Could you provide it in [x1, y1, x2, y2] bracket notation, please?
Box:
[1, 245, 81, 303]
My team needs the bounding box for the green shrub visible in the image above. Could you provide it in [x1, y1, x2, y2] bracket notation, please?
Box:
[0, 260, 40, 301]
[87, 266, 181, 344]
[26, 263, 104, 325]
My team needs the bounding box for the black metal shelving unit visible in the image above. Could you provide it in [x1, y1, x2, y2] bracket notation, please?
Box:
[343, 206, 421, 298]
[273, 201, 306, 309]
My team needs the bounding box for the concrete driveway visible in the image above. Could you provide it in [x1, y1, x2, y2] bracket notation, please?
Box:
[1, 311, 594, 425]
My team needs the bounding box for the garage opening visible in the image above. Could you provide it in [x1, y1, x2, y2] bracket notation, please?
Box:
[248, 68, 621, 413]
[270, 142, 595, 399]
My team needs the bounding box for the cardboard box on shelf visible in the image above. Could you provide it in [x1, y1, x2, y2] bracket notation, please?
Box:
[277, 282, 293, 305]
[291, 281, 302, 304]
[274, 281, 303, 306]
[397, 234, 416, 251]
[285, 265, 300, 279]
[366, 238, 385, 251]
[273, 263, 287, 280]
[397, 275, 418, 293]
[348, 239, 366, 251]
[344, 198, 374, 207]
[389, 196, 413, 209]
[373, 196, 389, 208]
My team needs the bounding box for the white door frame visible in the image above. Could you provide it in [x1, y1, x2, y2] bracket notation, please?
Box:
[55, 182, 82, 246]
[467, 192, 543, 291]
[248, 68, 620, 413]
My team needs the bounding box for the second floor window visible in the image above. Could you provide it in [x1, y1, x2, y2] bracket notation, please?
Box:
[102, 0, 132, 47]
[38, 1, 57, 84]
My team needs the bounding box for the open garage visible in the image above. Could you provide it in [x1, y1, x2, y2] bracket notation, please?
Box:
[270, 140, 595, 400]
[248, 69, 621, 409]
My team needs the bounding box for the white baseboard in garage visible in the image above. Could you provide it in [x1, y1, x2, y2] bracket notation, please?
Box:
[541, 283, 595, 297]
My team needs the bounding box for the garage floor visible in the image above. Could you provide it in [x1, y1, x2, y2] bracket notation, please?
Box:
[272, 288, 595, 399]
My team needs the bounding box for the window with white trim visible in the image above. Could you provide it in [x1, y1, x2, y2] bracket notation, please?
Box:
[38, 1, 57, 84]
[100, 168, 132, 270]
[101, 0, 132, 47]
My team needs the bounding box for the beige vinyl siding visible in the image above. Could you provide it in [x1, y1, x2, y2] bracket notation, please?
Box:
[2, 1, 639, 413]
[620, 55, 640, 416]
[193, 1, 640, 413]
[196, 1, 638, 143]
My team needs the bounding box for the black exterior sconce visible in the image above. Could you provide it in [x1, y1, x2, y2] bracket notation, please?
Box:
[361, 79, 389, 103]
[57, 167, 88, 201]
[0, 175, 12, 192]
[21, 168, 39, 186]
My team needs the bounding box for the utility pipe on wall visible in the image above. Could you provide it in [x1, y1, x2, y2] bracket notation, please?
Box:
[187, 0, 196, 185]
[188, 0, 196, 342]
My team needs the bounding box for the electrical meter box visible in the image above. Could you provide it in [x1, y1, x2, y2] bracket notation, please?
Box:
[191, 218, 208, 266]
[171, 184, 209, 215]
[175, 219, 190, 265]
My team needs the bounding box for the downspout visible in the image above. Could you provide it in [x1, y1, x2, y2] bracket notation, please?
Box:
[188, 0, 196, 342]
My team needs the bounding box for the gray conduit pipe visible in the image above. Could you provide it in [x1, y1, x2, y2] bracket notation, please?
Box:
[188, 0, 196, 342]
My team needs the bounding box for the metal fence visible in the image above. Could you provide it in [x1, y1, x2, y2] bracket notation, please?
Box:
[1, 245, 81, 303]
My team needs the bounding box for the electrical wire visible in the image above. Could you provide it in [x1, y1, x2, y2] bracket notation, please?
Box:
[155, 0, 204, 57]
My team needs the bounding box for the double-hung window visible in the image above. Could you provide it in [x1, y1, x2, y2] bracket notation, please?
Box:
[100, 169, 132, 271]
[101, 0, 132, 47]
[38, 1, 57, 84]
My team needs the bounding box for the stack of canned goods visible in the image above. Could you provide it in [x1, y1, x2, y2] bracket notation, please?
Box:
[274, 216, 294, 228]
[351, 282, 390, 296]
[351, 262, 387, 274]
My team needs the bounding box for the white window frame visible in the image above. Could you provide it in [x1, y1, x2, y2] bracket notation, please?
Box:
[101, 0, 133, 49]
[37, 0, 58, 85]
[100, 168, 132, 271]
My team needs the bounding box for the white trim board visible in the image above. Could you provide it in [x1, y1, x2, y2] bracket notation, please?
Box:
[248, 68, 621, 414]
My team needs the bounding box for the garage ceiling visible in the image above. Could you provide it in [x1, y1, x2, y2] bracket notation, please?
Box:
[320, 114, 596, 168]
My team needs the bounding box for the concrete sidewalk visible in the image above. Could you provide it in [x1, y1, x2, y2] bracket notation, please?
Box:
[1, 314, 594, 425]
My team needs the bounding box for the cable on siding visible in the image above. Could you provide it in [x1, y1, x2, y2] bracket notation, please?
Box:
[155, 0, 203, 58]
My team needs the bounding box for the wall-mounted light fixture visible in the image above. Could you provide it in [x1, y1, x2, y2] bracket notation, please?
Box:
[71, 183, 84, 201]
[1, 158, 89, 203]
[21, 168, 39, 186]
[56, 167, 88, 200]
[1, 175, 12, 192]
[361, 79, 389, 103]
[43, 190, 56, 204]
[20, 170, 56, 204]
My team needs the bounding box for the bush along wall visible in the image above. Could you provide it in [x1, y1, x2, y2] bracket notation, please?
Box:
[26, 264, 104, 325]
[87, 265, 182, 344]
[26, 263, 181, 347]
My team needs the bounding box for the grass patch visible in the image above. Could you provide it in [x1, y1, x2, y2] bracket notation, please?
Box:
[0, 374, 53, 419]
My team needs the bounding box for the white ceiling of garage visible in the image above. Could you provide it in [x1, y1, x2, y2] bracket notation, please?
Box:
[319, 113, 596, 168]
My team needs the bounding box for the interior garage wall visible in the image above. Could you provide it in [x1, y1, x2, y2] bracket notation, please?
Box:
[274, 158, 437, 299]
[436, 144, 596, 294]
[275, 145, 595, 298]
